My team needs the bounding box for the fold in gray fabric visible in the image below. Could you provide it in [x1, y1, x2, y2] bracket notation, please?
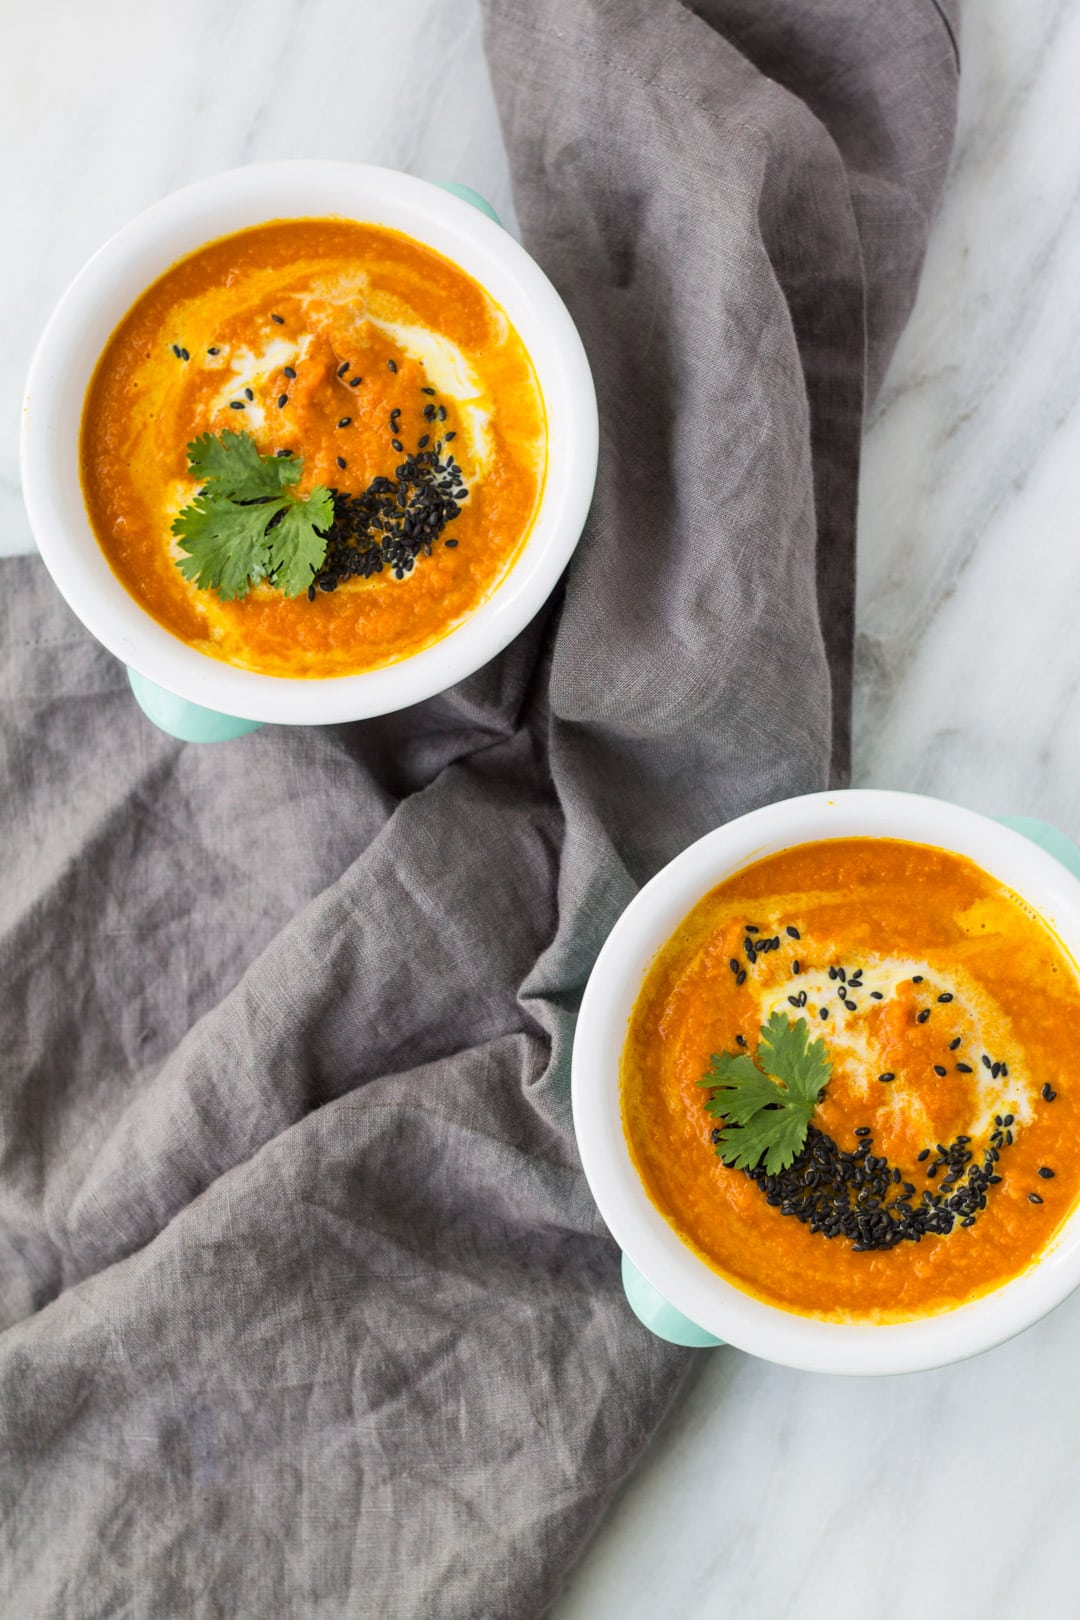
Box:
[0, 3, 957, 1615]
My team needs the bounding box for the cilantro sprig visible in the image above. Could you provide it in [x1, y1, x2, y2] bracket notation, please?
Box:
[699, 1013, 832, 1176]
[172, 430, 334, 600]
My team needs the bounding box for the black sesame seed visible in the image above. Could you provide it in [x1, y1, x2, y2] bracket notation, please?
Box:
[444, 538, 458, 549]
[736, 1035, 747, 1048]
[421, 386, 436, 395]
[337, 456, 347, 470]
[1043, 1084, 1057, 1102]
[207, 346, 220, 355]
[736, 971, 746, 986]
[912, 976, 924, 984]
[419, 435, 430, 448]
[338, 361, 350, 378]
[878, 1073, 895, 1083]
[392, 439, 403, 452]
[1003, 1113, 1014, 1127]
[917, 1149, 930, 1162]
[244, 388, 254, 401]
[284, 366, 297, 379]
[820, 1008, 829, 1020]
[949, 1037, 961, 1050]
[844, 999, 857, 1012]
[957, 1063, 973, 1074]
[179, 347, 190, 361]
[350, 376, 362, 387]
[171, 344, 181, 358]
[338, 418, 352, 429]
[729, 959, 740, 974]
[278, 395, 288, 409]
[271, 313, 285, 324]
[937, 993, 953, 1003]
[933, 1065, 947, 1077]
[444, 430, 456, 440]
[992, 1062, 1002, 1079]
[230, 400, 246, 410]
[983, 1056, 992, 1070]
[917, 1009, 931, 1024]
[275, 449, 292, 457]
[786, 926, 800, 939]
[1029, 1193, 1044, 1205]
[1038, 1167, 1055, 1179]
[388, 359, 398, 373]
[870, 991, 884, 1000]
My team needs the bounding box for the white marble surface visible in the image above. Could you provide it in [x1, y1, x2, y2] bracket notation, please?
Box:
[7, 3, 1080, 1617]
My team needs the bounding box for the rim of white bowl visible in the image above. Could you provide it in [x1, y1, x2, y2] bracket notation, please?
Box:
[572, 788, 1080, 1375]
[21, 161, 598, 724]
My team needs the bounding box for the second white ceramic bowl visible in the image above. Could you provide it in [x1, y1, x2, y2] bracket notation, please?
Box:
[572, 789, 1080, 1374]
[21, 161, 598, 725]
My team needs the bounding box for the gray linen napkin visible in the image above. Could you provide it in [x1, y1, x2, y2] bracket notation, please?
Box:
[0, 2, 958, 1615]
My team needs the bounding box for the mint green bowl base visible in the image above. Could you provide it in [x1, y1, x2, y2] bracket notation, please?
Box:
[622, 1253, 724, 1347]
[622, 816, 1080, 1349]
[126, 668, 262, 743]
[125, 181, 502, 743]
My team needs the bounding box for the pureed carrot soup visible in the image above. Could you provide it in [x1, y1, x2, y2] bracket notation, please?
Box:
[621, 838, 1080, 1323]
[80, 219, 547, 676]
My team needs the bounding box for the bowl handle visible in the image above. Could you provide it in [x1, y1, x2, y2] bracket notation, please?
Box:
[435, 181, 502, 225]
[621, 1253, 724, 1348]
[127, 667, 261, 743]
[621, 814, 1080, 1348]
[995, 816, 1080, 880]
[123, 181, 502, 741]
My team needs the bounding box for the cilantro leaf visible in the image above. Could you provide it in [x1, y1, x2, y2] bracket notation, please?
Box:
[714, 1107, 811, 1177]
[186, 429, 301, 500]
[698, 1053, 783, 1124]
[172, 431, 331, 601]
[757, 1010, 831, 1105]
[701, 1014, 832, 1175]
[265, 487, 335, 598]
[173, 493, 277, 601]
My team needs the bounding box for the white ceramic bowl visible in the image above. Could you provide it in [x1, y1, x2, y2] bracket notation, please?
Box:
[21, 162, 598, 725]
[572, 789, 1080, 1374]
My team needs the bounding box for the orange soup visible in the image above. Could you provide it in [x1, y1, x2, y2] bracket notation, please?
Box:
[80, 219, 547, 677]
[621, 838, 1080, 1323]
